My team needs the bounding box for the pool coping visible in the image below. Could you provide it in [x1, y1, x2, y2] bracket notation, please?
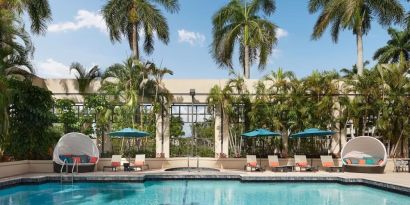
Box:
[1, 173, 409, 196]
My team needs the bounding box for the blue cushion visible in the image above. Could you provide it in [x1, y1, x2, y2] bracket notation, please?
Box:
[365, 158, 375, 165]
[351, 158, 359, 164]
[79, 155, 89, 163]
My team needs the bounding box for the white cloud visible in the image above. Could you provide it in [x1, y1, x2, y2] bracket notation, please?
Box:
[178, 29, 206, 46]
[276, 28, 288, 39]
[48, 10, 106, 33]
[35, 59, 75, 79]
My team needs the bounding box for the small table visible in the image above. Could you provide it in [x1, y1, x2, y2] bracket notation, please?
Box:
[123, 163, 134, 172]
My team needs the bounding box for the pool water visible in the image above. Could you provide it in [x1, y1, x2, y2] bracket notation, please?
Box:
[0, 180, 409, 205]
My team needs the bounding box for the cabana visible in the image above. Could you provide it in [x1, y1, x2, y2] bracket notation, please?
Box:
[53, 132, 100, 173]
[341, 136, 387, 173]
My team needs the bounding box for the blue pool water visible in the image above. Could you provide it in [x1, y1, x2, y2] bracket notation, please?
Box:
[0, 181, 409, 205]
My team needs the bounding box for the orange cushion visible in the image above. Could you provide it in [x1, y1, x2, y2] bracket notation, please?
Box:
[248, 162, 257, 167]
[72, 157, 81, 163]
[359, 159, 366, 165]
[133, 161, 144, 166]
[111, 162, 120, 167]
[377, 159, 384, 165]
[270, 162, 280, 167]
[89, 157, 98, 163]
[297, 162, 308, 167]
[323, 162, 334, 167]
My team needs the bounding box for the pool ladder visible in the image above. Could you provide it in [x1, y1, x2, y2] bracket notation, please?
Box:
[60, 160, 78, 184]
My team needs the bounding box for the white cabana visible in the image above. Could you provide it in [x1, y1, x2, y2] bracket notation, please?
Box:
[53, 132, 99, 172]
[341, 136, 387, 173]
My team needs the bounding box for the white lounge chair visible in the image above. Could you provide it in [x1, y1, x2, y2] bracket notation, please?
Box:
[294, 155, 312, 171]
[268, 155, 291, 172]
[130, 154, 150, 171]
[103, 155, 122, 172]
[244, 155, 259, 171]
[320, 155, 343, 172]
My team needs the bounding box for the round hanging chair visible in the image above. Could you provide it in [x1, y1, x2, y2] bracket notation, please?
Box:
[341, 136, 387, 173]
[52, 132, 99, 173]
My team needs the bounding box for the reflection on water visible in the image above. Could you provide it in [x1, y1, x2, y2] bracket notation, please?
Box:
[0, 180, 409, 205]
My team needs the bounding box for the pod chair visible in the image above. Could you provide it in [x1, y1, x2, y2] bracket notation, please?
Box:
[53, 132, 99, 173]
[341, 136, 387, 173]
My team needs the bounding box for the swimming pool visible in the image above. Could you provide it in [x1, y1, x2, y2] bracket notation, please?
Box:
[0, 180, 409, 205]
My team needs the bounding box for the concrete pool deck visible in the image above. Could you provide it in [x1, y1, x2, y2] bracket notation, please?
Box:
[1, 170, 410, 195]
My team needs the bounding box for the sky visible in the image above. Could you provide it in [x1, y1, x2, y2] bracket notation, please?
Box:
[29, 0, 410, 79]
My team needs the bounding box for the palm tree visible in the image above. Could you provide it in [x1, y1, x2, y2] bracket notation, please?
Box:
[0, 77, 9, 147]
[69, 62, 101, 95]
[0, 0, 52, 35]
[309, 0, 404, 76]
[211, 0, 278, 79]
[151, 65, 173, 103]
[373, 28, 410, 65]
[102, 58, 145, 127]
[102, 0, 180, 59]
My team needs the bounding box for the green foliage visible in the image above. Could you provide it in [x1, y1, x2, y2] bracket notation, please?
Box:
[170, 116, 184, 137]
[5, 79, 58, 160]
[373, 28, 410, 64]
[70, 62, 101, 94]
[55, 99, 79, 133]
[211, 0, 277, 78]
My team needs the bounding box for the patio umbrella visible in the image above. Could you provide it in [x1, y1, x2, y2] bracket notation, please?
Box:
[290, 128, 336, 138]
[242, 129, 281, 166]
[290, 128, 336, 165]
[109, 128, 150, 153]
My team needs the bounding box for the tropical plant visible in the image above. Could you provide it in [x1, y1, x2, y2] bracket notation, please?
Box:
[0, 0, 52, 35]
[309, 0, 404, 76]
[373, 28, 410, 65]
[69, 62, 101, 95]
[55, 99, 78, 133]
[0, 77, 8, 148]
[102, 0, 179, 59]
[211, 0, 277, 78]
[6, 79, 58, 160]
[102, 58, 144, 127]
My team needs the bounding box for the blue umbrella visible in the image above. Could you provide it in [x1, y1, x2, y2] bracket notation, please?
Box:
[242, 128, 281, 138]
[290, 128, 335, 138]
[109, 128, 150, 138]
[109, 128, 150, 154]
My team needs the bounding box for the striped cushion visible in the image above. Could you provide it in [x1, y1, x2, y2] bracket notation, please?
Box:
[248, 162, 257, 167]
[323, 162, 334, 167]
[270, 162, 280, 167]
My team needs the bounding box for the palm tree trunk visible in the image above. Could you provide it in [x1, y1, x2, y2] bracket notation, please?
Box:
[244, 45, 250, 79]
[132, 23, 139, 60]
[356, 29, 364, 76]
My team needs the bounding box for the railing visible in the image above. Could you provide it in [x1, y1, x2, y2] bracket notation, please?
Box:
[60, 160, 77, 184]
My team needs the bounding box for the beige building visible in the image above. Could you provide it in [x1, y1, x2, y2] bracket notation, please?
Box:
[32, 77, 346, 158]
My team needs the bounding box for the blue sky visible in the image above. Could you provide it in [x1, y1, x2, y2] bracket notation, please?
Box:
[30, 0, 409, 79]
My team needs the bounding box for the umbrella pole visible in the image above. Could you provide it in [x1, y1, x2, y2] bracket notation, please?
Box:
[121, 137, 125, 154]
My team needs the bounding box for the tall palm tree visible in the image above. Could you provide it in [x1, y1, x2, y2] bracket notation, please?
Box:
[102, 0, 180, 59]
[102, 58, 145, 127]
[151, 65, 173, 103]
[309, 0, 404, 76]
[0, 0, 52, 35]
[373, 28, 410, 65]
[69, 62, 101, 95]
[211, 0, 277, 79]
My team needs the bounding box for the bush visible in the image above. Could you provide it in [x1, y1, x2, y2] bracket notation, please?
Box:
[5, 79, 58, 160]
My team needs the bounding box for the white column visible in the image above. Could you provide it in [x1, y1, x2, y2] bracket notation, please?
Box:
[156, 112, 170, 158]
[214, 110, 229, 158]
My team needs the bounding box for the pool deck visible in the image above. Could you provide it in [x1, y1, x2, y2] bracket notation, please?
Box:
[1, 170, 410, 194]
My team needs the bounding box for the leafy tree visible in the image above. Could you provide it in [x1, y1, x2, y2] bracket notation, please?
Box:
[102, 58, 144, 127]
[0, 77, 8, 148]
[69, 62, 101, 95]
[102, 0, 179, 59]
[170, 116, 184, 138]
[0, 0, 52, 35]
[6, 79, 58, 160]
[55, 99, 78, 133]
[373, 28, 410, 65]
[211, 0, 277, 78]
[309, 0, 404, 75]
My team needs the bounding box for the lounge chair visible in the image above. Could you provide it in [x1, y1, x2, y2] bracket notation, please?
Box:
[320, 155, 343, 172]
[244, 155, 259, 171]
[294, 155, 313, 171]
[394, 159, 408, 172]
[268, 155, 292, 172]
[130, 154, 150, 171]
[103, 155, 122, 172]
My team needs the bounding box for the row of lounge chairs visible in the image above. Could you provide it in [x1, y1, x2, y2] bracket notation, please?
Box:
[245, 155, 343, 172]
[103, 154, 149, 172]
